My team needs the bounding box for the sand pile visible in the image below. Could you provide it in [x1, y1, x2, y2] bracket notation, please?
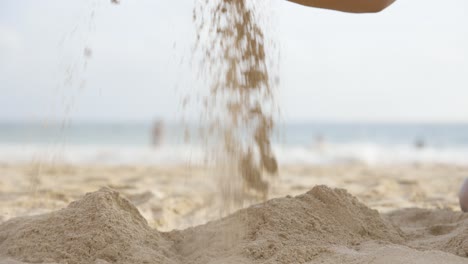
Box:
[2, 168, 468, 263]
[0, 188, 176, 264]
[386, 208, 468, 257]
[6, 186, 467, 264]
[169, 186, 404, 264]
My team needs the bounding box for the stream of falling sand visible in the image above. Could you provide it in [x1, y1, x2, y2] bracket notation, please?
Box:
[109, 0, 279, 212]
[192, 0, 279, 209]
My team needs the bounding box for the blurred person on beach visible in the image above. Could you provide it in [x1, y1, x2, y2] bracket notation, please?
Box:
[414, 138, 426, 150]
[313, 134, 326, 153]
[151, 120, 165, 147]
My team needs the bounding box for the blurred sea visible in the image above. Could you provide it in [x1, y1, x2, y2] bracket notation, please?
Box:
[0, 122, 467, 165]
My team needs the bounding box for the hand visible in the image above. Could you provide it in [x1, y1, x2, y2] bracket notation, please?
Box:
[286, 0, 396, 13]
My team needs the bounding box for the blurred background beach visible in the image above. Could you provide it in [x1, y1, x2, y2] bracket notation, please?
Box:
[1, 0, 468, 232]
[1, 121, 467, 231]
[1, 121, 468, 165]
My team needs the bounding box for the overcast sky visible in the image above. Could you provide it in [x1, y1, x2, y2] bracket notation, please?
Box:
[1, 0, 467, 123]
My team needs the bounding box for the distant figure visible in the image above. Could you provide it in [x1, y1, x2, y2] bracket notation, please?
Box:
[460, 179, 468, 213]
[414, 138, 426, 149]
[151, 120, 164, 147]
[313, 134, 326, 152]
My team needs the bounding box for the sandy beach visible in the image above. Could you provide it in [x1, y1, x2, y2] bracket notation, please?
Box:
[1, 162, 467, 263]
[2, 0, 468, 262]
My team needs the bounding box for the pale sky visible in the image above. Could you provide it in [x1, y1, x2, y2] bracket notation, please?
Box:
[1, 0, 467, 123]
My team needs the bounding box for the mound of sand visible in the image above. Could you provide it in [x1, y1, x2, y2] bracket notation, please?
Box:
[166, 186, 404, 264]
[386, 208, 468, 257]
[0, 188, 176, 264]
[1, 186, 467, 264]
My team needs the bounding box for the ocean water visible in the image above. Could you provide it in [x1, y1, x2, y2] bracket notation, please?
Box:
[0, 122, 467, 165]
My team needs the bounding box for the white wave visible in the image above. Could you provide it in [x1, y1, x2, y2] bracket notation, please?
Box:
[275, 142, 468, 165]
[0, 144, 205, 165]
[0, 142, 467, 166]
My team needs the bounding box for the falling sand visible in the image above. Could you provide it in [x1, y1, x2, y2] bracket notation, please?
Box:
[191, 0, 279, 203]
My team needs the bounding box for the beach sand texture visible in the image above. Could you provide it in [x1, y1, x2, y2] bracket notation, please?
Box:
[0, 163, 467, 263]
